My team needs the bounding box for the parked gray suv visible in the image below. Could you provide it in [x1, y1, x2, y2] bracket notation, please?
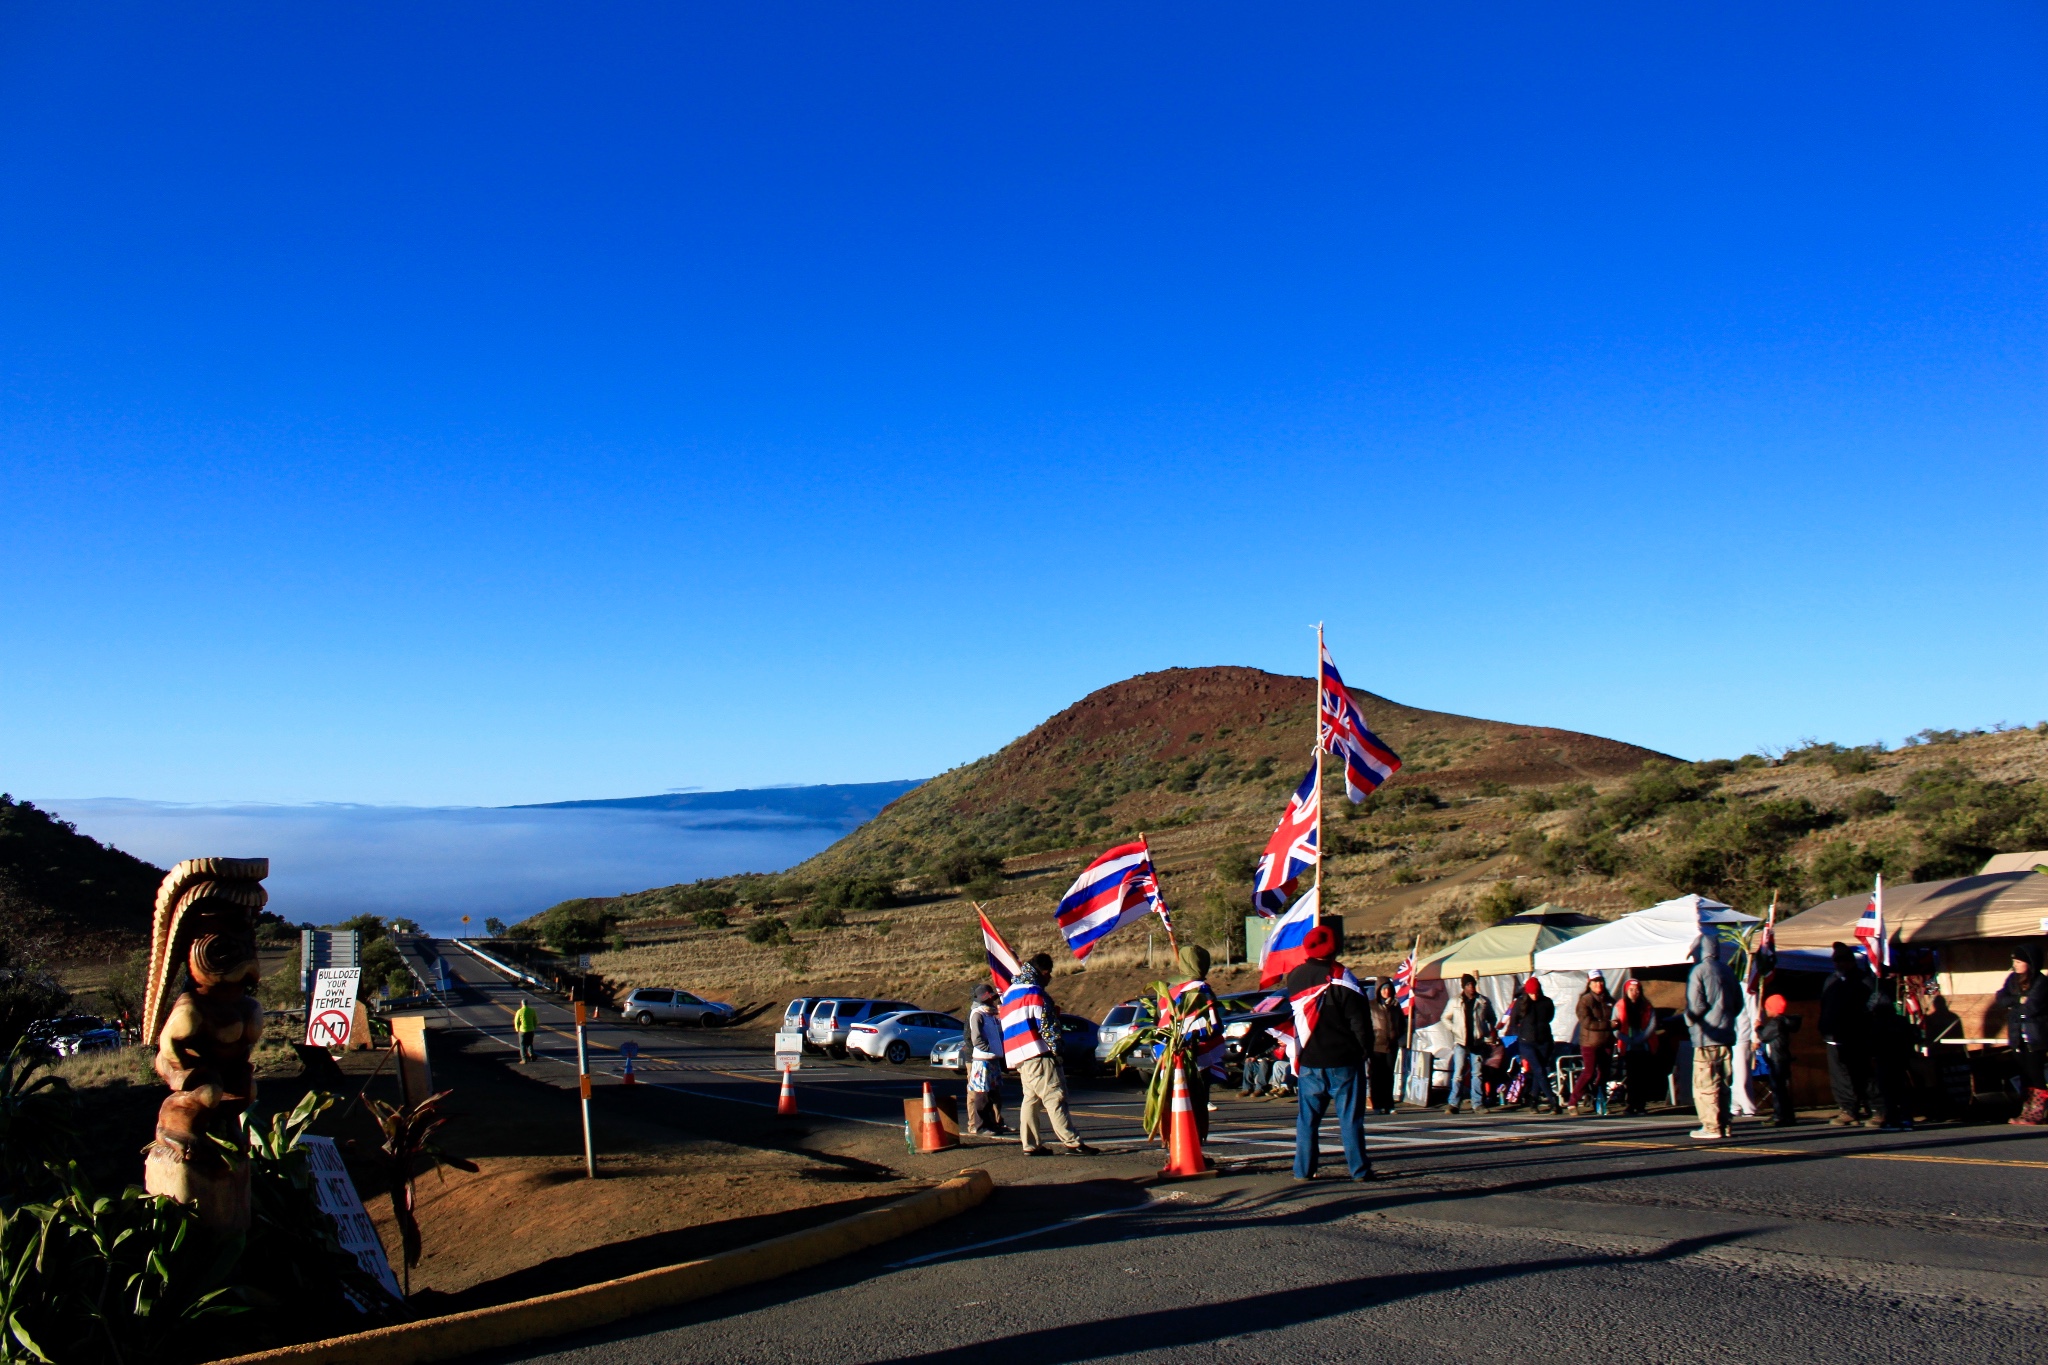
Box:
[622, 987, 735, 1027]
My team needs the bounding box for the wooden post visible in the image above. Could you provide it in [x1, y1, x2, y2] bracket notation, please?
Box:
[575, 1000, 595, 1179]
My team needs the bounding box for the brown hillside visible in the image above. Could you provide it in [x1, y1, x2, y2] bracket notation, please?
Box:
[796, 666, 1670, 880]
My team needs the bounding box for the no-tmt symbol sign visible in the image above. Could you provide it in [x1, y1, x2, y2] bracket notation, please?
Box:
[305, 967, 362, 1048]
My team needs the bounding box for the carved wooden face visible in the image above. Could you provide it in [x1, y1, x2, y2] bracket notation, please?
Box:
[188, 910, 259, 990]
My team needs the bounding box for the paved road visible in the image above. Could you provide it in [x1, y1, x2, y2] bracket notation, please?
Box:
[417, 940, 2048, 1362]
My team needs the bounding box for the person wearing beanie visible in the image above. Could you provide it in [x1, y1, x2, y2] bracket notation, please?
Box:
[1995, 942, 2048, 1126]
[1570, 971, 1616, 1115]
[1507, 976, 1559, 1114]
[1754, 994, 1802, 1127]
[1161, 943, 1225, 1138]
[1282, 923, 1376, 1182]
[965, 982, 1007, 1136]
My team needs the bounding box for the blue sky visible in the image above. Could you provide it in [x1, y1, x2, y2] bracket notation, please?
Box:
[3, 3, 2043, 807]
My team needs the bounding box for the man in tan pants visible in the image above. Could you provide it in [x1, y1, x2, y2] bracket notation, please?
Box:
[999, 953, 1096, 1156]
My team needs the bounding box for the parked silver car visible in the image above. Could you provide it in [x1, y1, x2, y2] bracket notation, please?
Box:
[848, 1010, 963, 1065]
[807, 998, 916, 1054]
[1094, 999, 1153, 1067]
[929, 1031, 967, 1073]
[622, 987, 735, 1027]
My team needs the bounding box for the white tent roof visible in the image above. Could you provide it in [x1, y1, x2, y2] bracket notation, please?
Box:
[1531, 894, 1758, 972]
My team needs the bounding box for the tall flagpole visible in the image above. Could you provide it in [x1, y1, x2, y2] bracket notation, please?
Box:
[1312, 622, 1324, 927]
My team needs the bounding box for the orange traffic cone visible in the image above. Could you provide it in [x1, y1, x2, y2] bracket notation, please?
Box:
[777, 1067, 798, 1117]
[918, 1082, 956, 1152]
[1159, 1059, 1213, 1179]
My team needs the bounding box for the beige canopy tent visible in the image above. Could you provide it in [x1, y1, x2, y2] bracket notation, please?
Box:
[1775, 871, 2048, 950]
[1409, 906, 1605, 1050]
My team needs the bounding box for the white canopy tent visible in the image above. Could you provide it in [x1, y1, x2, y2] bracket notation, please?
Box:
[1531, 894, 1757, 973]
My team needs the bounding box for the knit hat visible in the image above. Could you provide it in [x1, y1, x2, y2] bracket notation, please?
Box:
[1303, 925, 1338, 960]
[2017, 943, 2043, 973]
[1764, 994, 1788, 1017]
[1178, 944, 1212, 978]
[1522, 976, 1541, 996]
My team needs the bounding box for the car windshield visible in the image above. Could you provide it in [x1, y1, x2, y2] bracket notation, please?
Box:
[1102, 1006, 1136, 1027]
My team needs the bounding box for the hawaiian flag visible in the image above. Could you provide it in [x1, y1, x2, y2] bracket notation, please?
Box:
[1392, 939, 1418, 1016]
[1253, 764, 1320, 915]
[1289, 960, 1365, 1047]
[1056, 837, 1170, 959]
[1855, 874, 1889, 975]
[1257, 885, 1321, 987]
[977, 907, 1021, 992]
[1319, 642, 1402, 802]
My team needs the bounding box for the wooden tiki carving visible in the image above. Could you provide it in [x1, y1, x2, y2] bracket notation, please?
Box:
[141, 857, 269, 1231]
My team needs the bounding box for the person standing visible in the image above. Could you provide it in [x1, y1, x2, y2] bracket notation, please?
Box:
[1570, 972, 1616, 1115]
[1913, 989, 1965, 1122]
[1995, 944, 2048, 1126]
[1285, 926, 1376, 1182]
[965, 983, 1007, 1136]
[1508, 978, 1558, 1113]
[1820, 942, 1878, 1125]
[1163, 945, 1224, 1139]
[1367, 979, 1405, 1115]
[513, 997, 538, 1063]
[1686, 936, 1740, 1139]
[1754, 994, 1801, 1126]
[1001, 953, 1095, 1156]
[1443, 974, 1497, 1114]
[1613, 978, 1658, 1115]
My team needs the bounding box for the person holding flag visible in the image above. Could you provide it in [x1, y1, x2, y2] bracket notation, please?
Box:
[1284, 925, 1376, 1182]
[1000, 952, 1096, 1156]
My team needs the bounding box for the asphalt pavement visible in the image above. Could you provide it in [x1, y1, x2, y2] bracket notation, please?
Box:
[412, 940, 2048, 1362]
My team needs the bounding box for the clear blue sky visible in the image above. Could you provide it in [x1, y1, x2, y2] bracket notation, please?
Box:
[3, 4, 2042, 806]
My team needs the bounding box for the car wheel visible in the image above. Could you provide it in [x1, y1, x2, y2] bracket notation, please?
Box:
[885, 1041, 910, 1065]
[635, 1011, 655, 1027]
[698, 1013, 719, 1028]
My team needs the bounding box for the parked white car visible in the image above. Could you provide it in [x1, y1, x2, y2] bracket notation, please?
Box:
[807, 997, 916, 1054]
[847, 1010, 963, 1065]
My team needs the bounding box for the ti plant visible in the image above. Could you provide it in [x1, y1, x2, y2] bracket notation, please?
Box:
[1103, 986, 1197, 1140]
[364, 1090, 476, 1296]
[0, 1043, 75, 1205]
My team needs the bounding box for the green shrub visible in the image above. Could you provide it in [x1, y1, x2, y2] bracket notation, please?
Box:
[1842, 788, 1894, 818]
[1472, 881, 1531, 924]
[934, 846, 1003, 887]
[1805, 839, 1906, 900]
[1506, 828, 1546, 861]
[1517, 790, 1558, 814]
[745, 916, 792, 946]
[815, 877, 893, 911]
[1213, 846, 1258, 886]
[483, 917, 508, 937]
[963, 872, 1005, 900]
[1895, 762, 2048, 880]
[691, 908, 730, 929]
[532, 900, 618, 955]
[793, 903, 847, 932]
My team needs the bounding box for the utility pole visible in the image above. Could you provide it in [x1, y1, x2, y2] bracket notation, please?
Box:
[575, 1000, 595, 1178]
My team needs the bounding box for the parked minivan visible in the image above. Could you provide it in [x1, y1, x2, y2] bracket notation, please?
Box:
[622, 987, 735, 1028]
[806, 997, 916, 1055]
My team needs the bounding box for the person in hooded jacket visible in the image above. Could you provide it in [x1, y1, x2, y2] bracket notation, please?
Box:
[1820, 942, 1887, 1125]
[965, 983, 1007, 1136]
[1507, 978, 1558, 1113]
[1685, 935, 1740, 1140]
[1996, 942, 2048, 1126]
[1754, 994, 1802, 1126]
[1367, 979, 1405, 1115]
[1613, 978, 1659, 1115]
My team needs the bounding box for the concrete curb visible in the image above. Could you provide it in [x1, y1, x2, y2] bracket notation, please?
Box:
[210, 1168, 995, 1365]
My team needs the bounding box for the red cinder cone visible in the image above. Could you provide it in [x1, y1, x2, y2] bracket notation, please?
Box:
[777, 1067, 798, 1117]
[1160, 1059, 1213, 1178]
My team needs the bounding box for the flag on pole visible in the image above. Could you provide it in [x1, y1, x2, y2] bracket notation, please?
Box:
[977, 906, 1020, 992]
[1854, 874, 1889, 975]
[1319, 642, 1402, 801]
[1055, 837, 1170, 959]
[1252, 764, 1320, 915]
[1257, 885, 1321, 987]
[1745, 898, 1777, 997]
[1392, 939, 1419, 1016]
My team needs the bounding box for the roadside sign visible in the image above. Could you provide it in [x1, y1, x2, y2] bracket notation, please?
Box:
[300, 1136, 402, 1303]
[774, 1030, 804, 1072]
[305, 967, 362, 1048]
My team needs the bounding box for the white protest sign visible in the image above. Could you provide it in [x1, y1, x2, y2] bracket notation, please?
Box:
[305, 967, 363, 1048]
[774, 1030, 804, 1071]
[300, 1136, 402, 1303]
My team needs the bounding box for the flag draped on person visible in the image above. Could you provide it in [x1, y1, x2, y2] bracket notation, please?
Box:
[1257, 885, 1321, 987]
[1056, 837, 1171, 959]
[997, 973, 1055, 1067]
[1855, 874, 1889, 975]
[1288, 959, 1365, 1048]
[978, 906, 1021, 992]
[1319, 642, 1402, 802]
[1252, 764, 1320, 916]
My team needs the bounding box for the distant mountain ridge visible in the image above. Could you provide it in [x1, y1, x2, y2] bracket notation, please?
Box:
[512, 780, 925, 830]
